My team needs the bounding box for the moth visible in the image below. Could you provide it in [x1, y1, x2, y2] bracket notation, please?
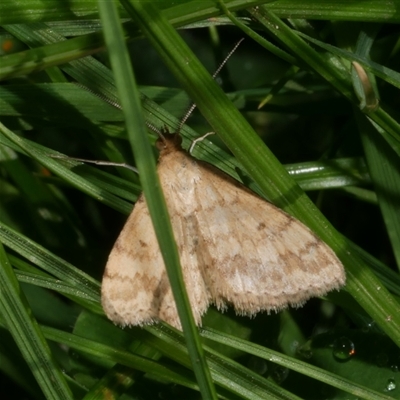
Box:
[101, 134, 346, 330]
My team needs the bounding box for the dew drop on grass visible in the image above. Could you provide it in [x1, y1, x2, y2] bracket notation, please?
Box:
[271, 366, 289, 384]
[247, 356, 268, 375]
[384, 378, 396, 392]
[296, 342, 313, 359]
[332, 337, 355, 361]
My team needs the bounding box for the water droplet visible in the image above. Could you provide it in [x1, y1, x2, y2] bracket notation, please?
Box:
[384, 378, 396, 392]
[332, 337, 355, 361]
[247, 356, 268, 375]
[271, 366, 289, 384]
[297, 343, 313, 359]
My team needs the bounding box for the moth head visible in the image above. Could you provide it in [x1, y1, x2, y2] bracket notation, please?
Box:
[156, 131, 182, 155]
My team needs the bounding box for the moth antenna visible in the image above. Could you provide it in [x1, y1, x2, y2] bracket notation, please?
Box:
[211, 38, 245, 80]
[177, 38, 244, 133]
[73, 82, 122, 110]
[145, 121, 168, 143]
[64, 39, 243, 171]
[50, 154, 139, 174]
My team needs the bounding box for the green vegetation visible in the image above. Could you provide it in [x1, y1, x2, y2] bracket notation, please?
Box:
[0, 1, 399, 399]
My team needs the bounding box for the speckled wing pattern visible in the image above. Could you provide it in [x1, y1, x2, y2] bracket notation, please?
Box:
[101, 138, 346, 330]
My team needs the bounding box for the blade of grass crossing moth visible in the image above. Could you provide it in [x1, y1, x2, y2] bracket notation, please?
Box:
[249, 7, 400, 344]
[97, 1, 217, 399]
[0, 242, 73, 400]
[122, 1, 400, 347]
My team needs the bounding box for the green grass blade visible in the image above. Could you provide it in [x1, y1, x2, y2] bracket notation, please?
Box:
[144, 325, 301, 400]
[0, 1, 262, 81]
[0, 221, 100, 301]
[296, 32, 400, 90]
[201, 327, 395, 400]
[357, 112, 400, 269]
[352, 29, 400, 269]
[1, 0, 400, 26]
[97, 1, 217, 399]
[0, 123, 132, 215]
[41, 325, 199, 392]
[285, 157, 370, 191]
[217, 0, 297, 65]
[0, 242, 73, 400]
[252, 7, 400, 154]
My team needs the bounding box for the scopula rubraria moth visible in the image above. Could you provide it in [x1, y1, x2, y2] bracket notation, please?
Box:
[101, 135, 346, 330]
